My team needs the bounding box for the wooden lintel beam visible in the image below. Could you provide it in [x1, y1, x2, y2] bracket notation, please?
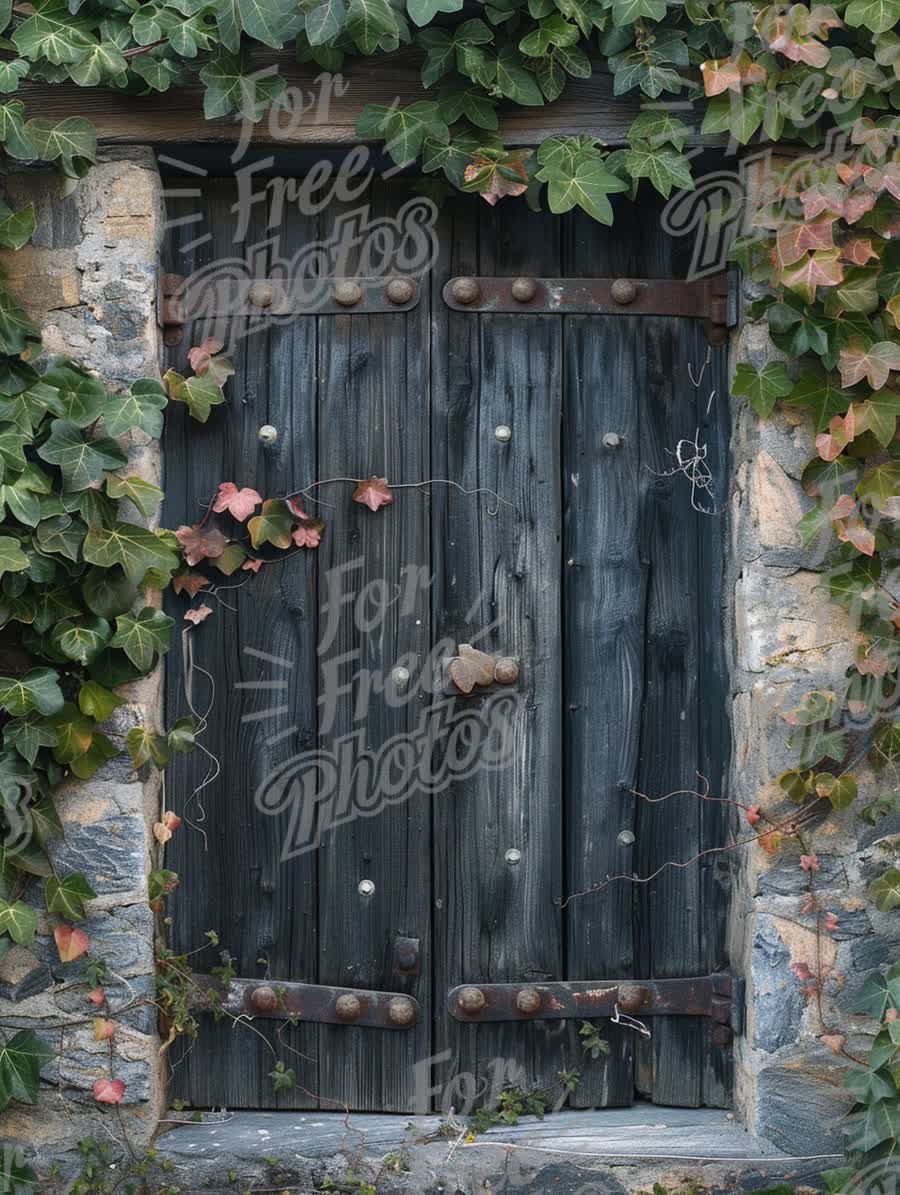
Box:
[19, 50, 727, 149]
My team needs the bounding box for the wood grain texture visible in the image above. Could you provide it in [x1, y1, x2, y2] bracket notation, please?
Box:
[20, 52, 726, 148]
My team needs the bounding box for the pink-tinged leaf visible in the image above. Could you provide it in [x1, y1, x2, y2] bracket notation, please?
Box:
[463, 153, 529, 205]
[843, 190, 876, 224]
[87, 987, 105, 1006]
[777, 219, 835, 267]
[187, 336, 224, 375]
[55, 925, 89, 962]
[838, 159, 866, 185]
[863, 161, 900, 200]
[841, 237, 878, 264]
[886, 1007, 898, 1023]
[852, 119, 894, 160]
[768, 17, 831, 66]
[800, 853, 819, 872]
[352, 476, 394, 512]
[805, 5, 842, 35]
[821, 1033, 845, 1055]
[887, 294, 900, 332]
[93, 1078, 125, 1105]
[816, 411, 854, 461]
[287, 497, 310, 520]
[153, 821, 172, 845]
[184, 603, 214, 625]
[839, 517, 876, 556]
[172, 571, 209, 598]
[163, 810, 181, 831]
[828, 493, 857, 520]
[792, 960, 815, 982]
[93, 1018, 115, 1042]
[782, 249, 843, 302]
[175, 524, 228, 567]
[746, 804, 762, 826]
[292, 523, 322, 549]
[242, 558, 264, 573]
[857, 643, 890, 675]
[839, 339, 900, 390]
[800, 182, 845, 219]
[800, 892, 817, 916]
[759, 830, 783, 855]
[212, 482, 262, 522]
[701, 58, 742, 95]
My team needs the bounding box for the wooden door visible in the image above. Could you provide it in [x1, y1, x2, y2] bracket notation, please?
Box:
[162, 173, 732, 1114]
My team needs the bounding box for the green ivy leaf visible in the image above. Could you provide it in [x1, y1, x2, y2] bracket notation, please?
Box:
[407, 0, 463, 26]
[0, 60, 30, 95]
[732, 362, 793, 418]
[0, 1030, 53, 1111]
[538, 147, 629, 224]
[23, 116, 96, 176]
[50, 615, 111, 665]
[39, 362, 106, 428]
[37, 420, 126, 492]
[857, 462, 900, 513]
[126, 725, 170, 769]
[345, 0, 399, 55]
[247, 498, 294, 549]
[12, 1, 96, 65]
[0, 899, 37, 946]
[163, 368, 226, 423]
[845, 0, 900, 34]
[168, 717, 196, 753]
[83, 522, 180, 585]
[0, 286, 39, 357]
[623, 141, 693, 199]
[0, 667, 64, 717]
[813, 772, 858, 810]
[626, 110, 689, 150]
[81, 565, 138, 619]
[855, 965, 900, 1019]
[495, 46, 544, 105]
[0, 200, 34, 251]
[110, 606, 174, 671]
[44, 872, 96, 920]
[870, 868, 900, 912]
[104, 473, 164, 519]
[78, 680, 123, 722]
[0, 100, 36, 161]
[611, 0, 666, 22]
[67, 41, 128, 86]
[102, 379, 167, 438]
[306, 0, 347, 43]
[787, 367, 857, 433]
[199, 51, 286, 121]
[3, 716, 58, 765]
[0, 537, 28, 579]
[35, 514, 87, 563]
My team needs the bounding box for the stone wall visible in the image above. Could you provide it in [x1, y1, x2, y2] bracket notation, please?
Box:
[726, 156, 899, 1155]
[0, 149, 166, 1162]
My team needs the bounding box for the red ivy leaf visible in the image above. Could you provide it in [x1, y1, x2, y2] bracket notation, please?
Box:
[782, 249, 844, 302]
[352, 476, 394, 512]
[800, 853, 819, 872]
[187, 336, 224, 375]
[823, 911, 839, 931]
[292, 523, 323, 548]
[55, 925, 89, 962]
[759, 830, 783, 855]
[841, 237, 878, 265]
[93, 1018, 115, 1041]
[701, 58, 742, 95]
[792, 960, 814, 982]
[838, 517, 876, 557]
[746, 804, 762, 826]
[463, 152, 529, 206]
[839, 339, 900, 390]
[821, 1033, 845, 1055]
[212, 482, 262, 522]
[242, 558, 264, 573]
[87, 987, 105, 1006]
[175, 524, 229, 567]
[172, 572, 209, 598]
[93, 1078, 125, 1105]
[184, 604, 214, 625]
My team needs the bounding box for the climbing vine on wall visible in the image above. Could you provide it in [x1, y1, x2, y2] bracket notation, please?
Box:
[0, 0, 895, 1183]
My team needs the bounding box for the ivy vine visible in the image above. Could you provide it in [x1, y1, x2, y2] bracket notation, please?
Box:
[0, 0, 895, 1187]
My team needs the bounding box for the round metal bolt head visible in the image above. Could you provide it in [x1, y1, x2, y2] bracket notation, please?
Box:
[335, 280, 363, 307]
[451, 277, 481, 305]
[257, 424, 278, 445]
[335, 993, 362, 1022]
[516, 987, 541, 1015]
[617, 829, 635, 847]
[602, 432, 622, 449]
[493, 657, 519, 686]
[617, 983, 650, 1014]
[250, 985, 278, 1013]
[391, 665, 410, 688]
[495, 424, 512, 444]
[457, 986, 486, 1014]
[505, 847, 522, 865]
[248, 280, 274, 308]
[610, 278, 638, 305]
[511, 277, 537, 303]
[386, 277, 416, 305]
[388, 996, 417, 1026]
[358, 879, 375, 897]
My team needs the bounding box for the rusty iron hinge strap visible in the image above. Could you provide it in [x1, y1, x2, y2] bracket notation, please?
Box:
[443, 273, 733, 344]
[193, 976, 419, 1030]
[448, 975, 741, 1043]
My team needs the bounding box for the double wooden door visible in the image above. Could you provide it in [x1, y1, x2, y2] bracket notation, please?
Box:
[162, 173, 732, 1113]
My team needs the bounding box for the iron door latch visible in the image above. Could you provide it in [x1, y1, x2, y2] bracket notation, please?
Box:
[447, 974, 743, 1045]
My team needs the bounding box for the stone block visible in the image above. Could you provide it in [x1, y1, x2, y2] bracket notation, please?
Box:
[0, 245, 81, 312]
[754, 1047, 853, 1154]
[751, 916, 803, 1052]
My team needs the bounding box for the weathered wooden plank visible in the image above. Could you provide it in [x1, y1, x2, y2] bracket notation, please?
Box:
[635, 314, 704, 1108]
[314, 179, 432, 1112]
[164, 179, 323, 1109]
[20, 52, 724, 148]
[431, 195, 565, 1112]
[561, 300, 644, 1105]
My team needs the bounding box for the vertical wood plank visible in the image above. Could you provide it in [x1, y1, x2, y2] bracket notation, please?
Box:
[314, 179, 432, 1112]
[431, 196, 565, 1110]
